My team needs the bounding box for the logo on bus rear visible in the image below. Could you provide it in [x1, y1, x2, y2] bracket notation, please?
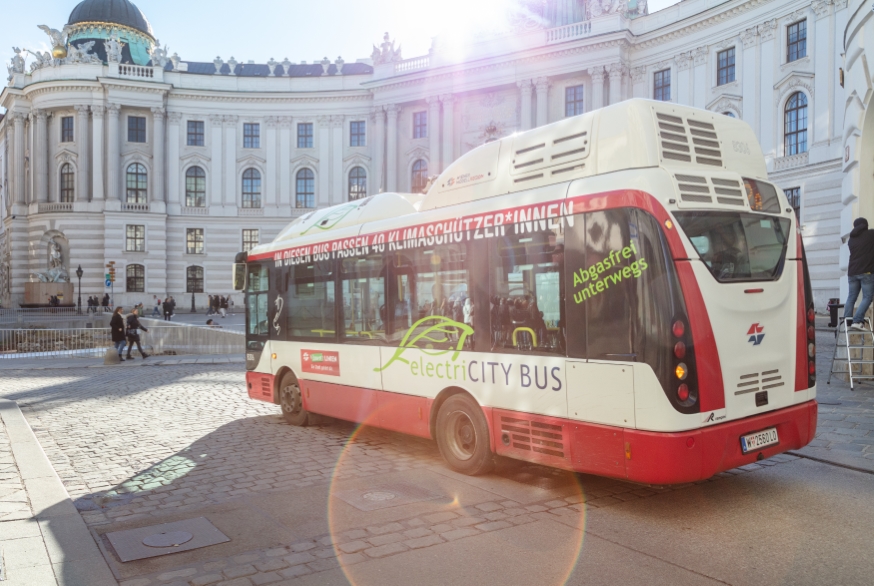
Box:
[747, 323, 765, 346]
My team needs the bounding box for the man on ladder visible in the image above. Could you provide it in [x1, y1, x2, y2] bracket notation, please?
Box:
[843, 217, 874, 330]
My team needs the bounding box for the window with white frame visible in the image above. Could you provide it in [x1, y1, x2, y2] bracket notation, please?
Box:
[126, 225, 145, 252]
[242, 168, 262, 208]
[411, 159, 428, 193]
[243, 123, 260, 149]
[60, 164, 75, 202]
[787, 20, 807, 63]
[717, 48, 735, 86]
[126, 264, 145, 293]
[185, 167, 206, 207]
[784, 92, 808, 156]
[242, 229, 259, 252]
[565, 85, 585, 117]
[187, 121, 204, 146]
[413, 111, 427, 139]
[296, 169, 315, 208]
[350, 121, 366, 147]
[126, 163, 148, 203]
[654, 69, 671, 101]
[349, 167, 367, 200]
[186, 266, 204, 293]
[186, 228, 204, 255]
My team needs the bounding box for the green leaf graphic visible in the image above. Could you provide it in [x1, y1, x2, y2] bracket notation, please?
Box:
[375, 316, 475, 373]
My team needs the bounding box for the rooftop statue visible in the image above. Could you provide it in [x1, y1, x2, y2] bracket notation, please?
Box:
[37, 24, 71, 59]
[371, 33, 402, 65]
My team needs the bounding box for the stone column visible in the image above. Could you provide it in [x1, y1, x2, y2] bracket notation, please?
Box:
[331, 115, 344, 205]
[692, 48, 707, 108]
[151, 107, 165, 203]
[370, 108, 385, 193]
[740, 27, 758, 127]
[630, 67, 647, 99]
[75, 105, 89, 202]
[385, 105, 399, 193]
[34, 110, 48, 203]
[265, 117, 278, 207]
[518, 80, 533, 131]
[106, 104, 121, 201]
[607, 63, 624, 106]
[440, 96, 453, 168]
[675, 54, 692, 106]
[223, 115, 237, 207]
[279, 117, 291, 207]
[427, 97, 441, 172]
[758, 20, 778, 157]
[12, 113, 25, 204]
[589, 67, 605, 110]
[317, 116, 331, 205]
[167, 112, 181, 206]
[535, 78, 549, 126]
[209, 115, 223, 206]
[91, 106, 105, 201]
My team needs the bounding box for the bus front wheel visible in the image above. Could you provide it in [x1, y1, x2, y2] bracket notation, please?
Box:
[436, 394, 494, 476]
[279, 374, 309, 427]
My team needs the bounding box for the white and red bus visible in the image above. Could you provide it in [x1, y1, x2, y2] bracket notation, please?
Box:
[235, 99, 817, 484]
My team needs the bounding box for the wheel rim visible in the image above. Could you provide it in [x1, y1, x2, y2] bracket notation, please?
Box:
[280, 383, 302, 417]
[445, 410, 478, 461]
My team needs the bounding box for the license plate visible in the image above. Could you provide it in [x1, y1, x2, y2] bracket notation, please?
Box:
[740, 427, 779, 454]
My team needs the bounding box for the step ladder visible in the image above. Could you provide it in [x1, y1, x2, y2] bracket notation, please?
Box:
[828, 317, 874, 390]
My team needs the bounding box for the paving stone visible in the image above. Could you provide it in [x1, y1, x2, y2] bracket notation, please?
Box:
[232, 553, 262, 564]
[284, 552, 317, 566]
[475, 502, 503, 512]
[367, 522, 405, 535]
[406, 535, 445, 549]
[403, 527, 434, 538]
[423, 511, 457, 523]
[368, 532, 405, 546]
[215, 579, 253, 586]
[190, 576, 224, 586]
[307, 558, 341, 572]
[429, 523, 454, 533]
[254, 558, 288, 572]
[288, 541, 317, 553]
[250, 572, 284, 585]
[525, 504, 548, 513]
[157, 568, 198, 581]
[279, 565, 313, 579]
[441, 527, 480, 541]
[120, 580, 153, 586]
[364, 542, 408, 558]
[342, 529, 369, 541]
[475, 520, 512, 532]
[223, 565, 257, 579]
[338, 540, 370, 554]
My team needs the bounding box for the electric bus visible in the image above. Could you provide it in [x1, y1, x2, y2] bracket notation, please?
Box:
[234, 99, 817, 484]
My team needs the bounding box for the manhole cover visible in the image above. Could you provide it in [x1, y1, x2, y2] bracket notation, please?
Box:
[105, 517, 229, 562]
[363, 491, 397, 502]
[143, 531, 194, 548]
[334, 483, 443, 511]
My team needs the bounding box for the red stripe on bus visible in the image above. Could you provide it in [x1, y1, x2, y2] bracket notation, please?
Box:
[247, 190, 689, 263]
[794, 259, 808, 392]
[675, 261, 725, 412]
[301, 380, 433, 440]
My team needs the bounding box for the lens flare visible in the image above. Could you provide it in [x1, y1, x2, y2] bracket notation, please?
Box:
[323, 405, 588, 585]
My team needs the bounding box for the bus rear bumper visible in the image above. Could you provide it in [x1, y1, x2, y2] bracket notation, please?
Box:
[623, 400, 818, 485]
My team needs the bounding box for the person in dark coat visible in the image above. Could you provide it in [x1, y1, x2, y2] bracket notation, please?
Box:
[110, 307, 128, 361]
[125, 308, 149, 359]
[162, 298, 172, 321]
[844, 217, 874, 330]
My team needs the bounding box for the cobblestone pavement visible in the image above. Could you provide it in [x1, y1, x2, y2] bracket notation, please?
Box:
[0, 364, 815, 586]
[0, 415, 30, 522]
[806, 326, 874, 471]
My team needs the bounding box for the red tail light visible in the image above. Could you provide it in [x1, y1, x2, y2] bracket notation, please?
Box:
[672, 321, 685, 338]
[807, 308, 815, 323]
[674, 342, 686, 359]
[807, 326, 815, 341]
[677, 384, 690, 401]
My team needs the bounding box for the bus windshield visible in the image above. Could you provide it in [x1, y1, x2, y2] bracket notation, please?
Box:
[674, 211, 791, 283]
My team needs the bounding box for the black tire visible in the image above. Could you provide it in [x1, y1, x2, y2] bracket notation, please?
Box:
[279, 373, 309, 427]
[435, 393, 494, 476]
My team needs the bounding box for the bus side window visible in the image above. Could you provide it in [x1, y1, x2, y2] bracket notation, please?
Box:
[385, 243, 473, 351]
[341, 255, 386, 344]
[490, 223, 565, 355]
[286, 260, 336, 340]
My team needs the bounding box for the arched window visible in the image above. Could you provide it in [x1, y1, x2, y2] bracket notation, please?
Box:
[186, 266, 204, 293]
[126, 163, 148, 203]
[348, 167, 367, 201]
[126, 264, 145, 293]
[185, 166, 206, 208]
[296, 169, 315, 208]
[242, 168, 262, 208]
[411, 159, 428, 193]
[59, 164, 75, 203]
[784, 92, 808, 156]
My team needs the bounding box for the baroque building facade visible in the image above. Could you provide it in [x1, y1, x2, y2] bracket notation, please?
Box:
[0, 0, 851, 308]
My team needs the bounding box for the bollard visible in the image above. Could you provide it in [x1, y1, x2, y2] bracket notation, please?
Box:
[104, 347, 121, 365]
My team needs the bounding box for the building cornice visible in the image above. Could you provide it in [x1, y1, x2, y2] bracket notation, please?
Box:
[168, 90, 373, 104]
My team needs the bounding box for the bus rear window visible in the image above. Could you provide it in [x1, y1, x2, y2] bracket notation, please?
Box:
[674, 211, 791, 282]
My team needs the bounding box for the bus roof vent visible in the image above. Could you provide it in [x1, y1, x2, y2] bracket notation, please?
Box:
[711, 177, 745, 207]
[656, 111, 724, 168]
[675, 174, 712, 204]
[511, 117, 592, 181]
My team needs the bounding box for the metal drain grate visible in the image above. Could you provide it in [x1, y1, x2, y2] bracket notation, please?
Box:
[333, 482, 444, 512]
[105, 517, 229, 562]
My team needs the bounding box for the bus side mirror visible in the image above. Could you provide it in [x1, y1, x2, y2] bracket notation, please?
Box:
[233, 264, 247, 291]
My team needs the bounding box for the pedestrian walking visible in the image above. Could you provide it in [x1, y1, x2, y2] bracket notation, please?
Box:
[110, 306, 128, 361]
[102, 293, 111, 311]
[169, 296, 176, 320]
[220, 295, 228, 318]
[844, 217, 874, 331]
[152, 296, 161, 317]
[125, 308, 150, 359]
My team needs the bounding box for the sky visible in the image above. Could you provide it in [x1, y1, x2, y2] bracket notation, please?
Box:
[1, 0, 683, 69]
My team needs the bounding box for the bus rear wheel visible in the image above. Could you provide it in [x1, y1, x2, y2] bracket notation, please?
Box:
[279, 374, 309, 427]
[436, 393, 494, 476]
